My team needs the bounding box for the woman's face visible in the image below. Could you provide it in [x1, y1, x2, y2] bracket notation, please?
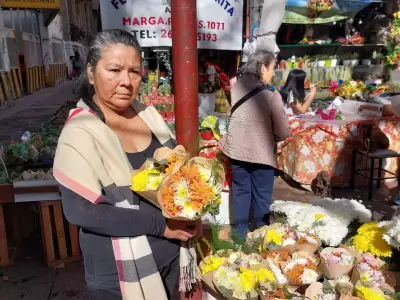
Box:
[88, 43, 142, 112]
[260, 60, 276, 84]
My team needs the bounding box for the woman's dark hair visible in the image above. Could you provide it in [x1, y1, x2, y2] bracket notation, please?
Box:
[239, 50, 275, 79]
[74, 29, 142, 121]
[280, 69, 306, 105]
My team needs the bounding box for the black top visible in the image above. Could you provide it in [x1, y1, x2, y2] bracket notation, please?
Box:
[60, 134, 180, 286]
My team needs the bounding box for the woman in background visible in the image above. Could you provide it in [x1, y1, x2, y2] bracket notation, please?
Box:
[220, 50, 290, 239]
[280, 69, 318, 114]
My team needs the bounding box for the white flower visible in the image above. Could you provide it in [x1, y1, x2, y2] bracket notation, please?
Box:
[378, 216, 400, 248]
[271, 199, 371, 246]
[301, 269, 319, 284]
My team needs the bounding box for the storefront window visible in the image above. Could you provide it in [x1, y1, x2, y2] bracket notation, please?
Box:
[3, 9, 13, 29]
[22, 11, 33, 34]
[32, 12, 39, 36]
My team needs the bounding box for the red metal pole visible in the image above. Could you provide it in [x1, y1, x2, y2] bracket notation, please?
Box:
[171, 0, 199, 157]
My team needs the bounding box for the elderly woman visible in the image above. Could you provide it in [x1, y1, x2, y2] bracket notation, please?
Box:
[220, 50, 291, 239]
[53, 29, 199, 300]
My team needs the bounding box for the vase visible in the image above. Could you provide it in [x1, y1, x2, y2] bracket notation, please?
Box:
[317, 60, 326, 67]
[198, 93, 217, 116]
[311, 61, 318, 68]
[200, 131, 214, 140]
[330, 59, 338, 67]
[325, 60, 332, 67]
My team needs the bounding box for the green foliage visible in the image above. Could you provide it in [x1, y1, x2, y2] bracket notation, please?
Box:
[210, 223, 243, 252]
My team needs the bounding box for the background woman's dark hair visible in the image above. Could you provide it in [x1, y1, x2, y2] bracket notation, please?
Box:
[74, 29, 142, 121]
[280, 69, 306, 105]
[238, 50, 275, 79]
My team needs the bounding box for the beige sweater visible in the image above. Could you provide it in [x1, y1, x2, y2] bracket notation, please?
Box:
[220, 75, 290, 168]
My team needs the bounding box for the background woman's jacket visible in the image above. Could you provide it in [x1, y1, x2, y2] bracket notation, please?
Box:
[220, 74, 291, 167]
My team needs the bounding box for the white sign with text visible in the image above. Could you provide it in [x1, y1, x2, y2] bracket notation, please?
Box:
[100, 0, 244, 50]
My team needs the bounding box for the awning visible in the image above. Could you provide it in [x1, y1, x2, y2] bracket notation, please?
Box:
[0, 0, 60, 9]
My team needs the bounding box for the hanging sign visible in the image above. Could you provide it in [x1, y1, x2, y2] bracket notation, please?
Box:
[99, 0, 244, 50]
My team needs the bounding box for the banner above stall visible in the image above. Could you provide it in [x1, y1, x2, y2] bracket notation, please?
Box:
[283, 0, 374, 24]
[99, 0, 244, 50]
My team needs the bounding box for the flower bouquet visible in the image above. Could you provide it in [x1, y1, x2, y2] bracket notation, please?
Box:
[259, 283, 301, 300]
[351, 253, 385, 289]
[213, 264, 276, 300]
[226, 252, 263, 269]
[280, 252, 321, 286]
[199, 249, 232, 294]
[378, 216, 400, 249]
[261, 223, 297, 253]
[304, 282, 337, 300]
[320, 247, 355, 279]
[295, 231, 321, 254]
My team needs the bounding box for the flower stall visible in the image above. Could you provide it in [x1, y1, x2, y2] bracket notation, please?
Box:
[199, 197, 400, 300]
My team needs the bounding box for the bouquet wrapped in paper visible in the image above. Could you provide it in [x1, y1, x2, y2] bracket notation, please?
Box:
[320, 247, 355, 279]
[212, 263, 276, 300]
[131, 145, 225, 220]
[280, 251, 321, 286]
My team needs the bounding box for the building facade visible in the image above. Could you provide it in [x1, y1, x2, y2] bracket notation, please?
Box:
[0, 0, 100, 108]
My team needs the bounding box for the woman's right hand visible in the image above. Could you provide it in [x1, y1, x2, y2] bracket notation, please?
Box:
[163, 219, 199, 241]
[310, 84, 318, 94]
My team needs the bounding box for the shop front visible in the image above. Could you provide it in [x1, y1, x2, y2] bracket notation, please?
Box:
[0, 0, 61, 106]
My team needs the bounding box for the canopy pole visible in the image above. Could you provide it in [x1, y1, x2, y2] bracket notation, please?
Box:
[172, 0, 199, 157]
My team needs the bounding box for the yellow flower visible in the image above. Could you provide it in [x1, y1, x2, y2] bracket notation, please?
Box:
[132, 169, 163, 192]
[266, 229, 283, 246]
[239, 268, 256, 293]
[200, 256, 225, 275]
[355, 286, 385, 300]
[352, 222, 392, 258]
[255, 269, 276, 283]
[315, 214, 325, 221]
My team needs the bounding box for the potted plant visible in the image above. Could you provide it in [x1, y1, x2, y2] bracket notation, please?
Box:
[317, 55, 329, 67]
[361, 57, 372, 66]
[329, 55, 338, 67]
[165, 104, 174, 120]
[341, 53, 356, 67]
[199, 120, 214, 140]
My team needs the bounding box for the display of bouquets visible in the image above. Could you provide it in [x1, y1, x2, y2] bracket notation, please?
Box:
[378, 216, 400, 249]
[332, 81, 368, 100]
[212, 262, 276, 300]
[351, 222, 392, 258]
[351, 253, 386, 289]
[270, 199, 371, 247]
[280, 251, 321, 286]
[320, 247, 355, 279]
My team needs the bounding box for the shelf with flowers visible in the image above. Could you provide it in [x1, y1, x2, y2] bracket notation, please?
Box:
[139, 81, 174, 121]
[386, 6, 400, 69]
[198, 198, 400, 300]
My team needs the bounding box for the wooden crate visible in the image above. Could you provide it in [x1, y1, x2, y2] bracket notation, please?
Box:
[0, 184, 14, 267]
[39, 200, 81, 268]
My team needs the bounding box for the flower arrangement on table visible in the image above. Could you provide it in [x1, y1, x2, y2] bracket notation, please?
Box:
[329, 80, 367, 100]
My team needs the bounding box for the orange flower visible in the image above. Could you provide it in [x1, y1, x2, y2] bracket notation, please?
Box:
[160, 163, 218, 218]
[165, 153, 178, 176]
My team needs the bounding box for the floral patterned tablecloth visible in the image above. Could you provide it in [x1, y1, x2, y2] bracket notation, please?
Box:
[199, 115, 400, 187]
[277, 116, 400, 186]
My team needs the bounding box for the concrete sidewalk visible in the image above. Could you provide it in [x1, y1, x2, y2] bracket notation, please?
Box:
[0, 82, 75, 145]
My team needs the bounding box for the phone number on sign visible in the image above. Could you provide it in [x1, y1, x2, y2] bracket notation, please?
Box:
[161, 30, 217, 42]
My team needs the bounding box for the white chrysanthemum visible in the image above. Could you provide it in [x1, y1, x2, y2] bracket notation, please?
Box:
[270, 199, 372, 246]
[172, 180, 191, 207]
[378, 216, 400, 248]
[301, 269, 319, 284]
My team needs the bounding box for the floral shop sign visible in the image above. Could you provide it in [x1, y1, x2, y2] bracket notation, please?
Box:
[100, 0, 244, 50]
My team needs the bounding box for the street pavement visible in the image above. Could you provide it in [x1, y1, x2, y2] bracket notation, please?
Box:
[0, 82, 75, 145]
